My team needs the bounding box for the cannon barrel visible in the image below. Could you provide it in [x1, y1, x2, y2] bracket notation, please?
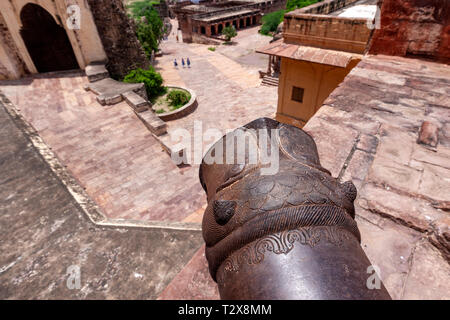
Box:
[199, 118, 391, 300]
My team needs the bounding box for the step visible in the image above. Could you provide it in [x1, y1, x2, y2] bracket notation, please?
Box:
[136, 110, 167, 136]
[123, 91, 150, 113]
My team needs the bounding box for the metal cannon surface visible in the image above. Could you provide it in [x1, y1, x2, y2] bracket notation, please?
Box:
[199, 118, 391, 300]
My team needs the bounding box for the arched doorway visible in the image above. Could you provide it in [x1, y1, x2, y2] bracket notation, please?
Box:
[218, 24, 223, 34]
[20, 3, 79, 73]
[200, 26, 206, 34]
[246, 17, 251, 26]
[211, 25, 216, 36]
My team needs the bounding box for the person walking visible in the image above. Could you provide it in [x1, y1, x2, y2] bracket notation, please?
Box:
[174, 59, 178, 68]
[187, 57, 191, 68]
[181, 58, 185, 68]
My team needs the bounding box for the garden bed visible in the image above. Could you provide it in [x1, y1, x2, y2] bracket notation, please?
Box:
[152, 86, 197, 121]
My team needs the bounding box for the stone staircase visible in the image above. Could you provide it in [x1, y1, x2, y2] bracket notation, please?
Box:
[261, 75, 279, 87]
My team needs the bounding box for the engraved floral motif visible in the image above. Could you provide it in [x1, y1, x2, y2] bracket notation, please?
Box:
[220, 226, 351, 276]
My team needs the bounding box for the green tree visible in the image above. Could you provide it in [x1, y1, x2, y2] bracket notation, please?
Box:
[259, 0, 321, 35]
[123, 67, 165, 99]
[286, 0, 321, 12]
[127, 0, 161, 19]
[128, 1, 164, 58]
[222, 26, 237, 42]
[260, 10, 284, 35]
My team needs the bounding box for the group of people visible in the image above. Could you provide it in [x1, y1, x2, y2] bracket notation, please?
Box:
[174, 58, 191, 68]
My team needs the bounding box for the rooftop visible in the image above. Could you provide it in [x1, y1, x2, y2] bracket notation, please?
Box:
[257, 39, 362, 67]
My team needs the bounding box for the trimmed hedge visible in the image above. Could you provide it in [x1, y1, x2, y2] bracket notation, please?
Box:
[123, 67, 165, 99]
[167, 89, 191, 108]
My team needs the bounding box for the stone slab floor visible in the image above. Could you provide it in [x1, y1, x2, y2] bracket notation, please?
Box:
[0, 97, 203, 299]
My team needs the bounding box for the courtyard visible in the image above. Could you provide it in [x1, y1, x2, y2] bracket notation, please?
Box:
[0, 22, 277, 227]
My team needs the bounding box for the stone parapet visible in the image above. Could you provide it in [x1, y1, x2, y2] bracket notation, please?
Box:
[283, 14, 372, 53]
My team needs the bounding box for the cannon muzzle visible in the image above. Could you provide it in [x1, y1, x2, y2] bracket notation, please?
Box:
[199, 118, 391, 300]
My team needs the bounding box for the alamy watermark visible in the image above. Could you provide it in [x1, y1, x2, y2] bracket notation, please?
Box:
[170, 121, 280, 175]
[66, 5, 81, 30]
[66, 265, 81, 290]
[366, 265, 382, 290]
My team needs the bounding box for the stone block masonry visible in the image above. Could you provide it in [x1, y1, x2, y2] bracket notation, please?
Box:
[369, 0, 450, 63]
[303, 56, 450, 298]
[87, 0, 150, 79]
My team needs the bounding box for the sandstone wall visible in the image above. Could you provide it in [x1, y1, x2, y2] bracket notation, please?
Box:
[369, 0, 450, 63]
[87, 0, 149, 79]
[0, 12, 27, 79]
[283, 14, 372, 54]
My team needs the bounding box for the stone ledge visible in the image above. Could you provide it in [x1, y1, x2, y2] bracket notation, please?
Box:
[136, 109, 167, 136]
[157, 133, 188, 166]
[123, 91, 150, 112]
[84, 78, 146, 106]
[85, 63, 109, 83]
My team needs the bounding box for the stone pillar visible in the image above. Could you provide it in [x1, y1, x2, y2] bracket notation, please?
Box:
[267, 55, 272, 75]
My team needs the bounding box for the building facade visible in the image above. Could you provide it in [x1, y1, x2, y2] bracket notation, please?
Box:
[0, 0, 148, 80]
[257, 0, 377, 127]
[173, 0, 286, 43]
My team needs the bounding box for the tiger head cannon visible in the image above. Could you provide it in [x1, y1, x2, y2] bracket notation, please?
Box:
[199, 118, 391, 300]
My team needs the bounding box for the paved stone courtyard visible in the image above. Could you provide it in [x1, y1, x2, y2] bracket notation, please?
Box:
[0, 23, 277, 226]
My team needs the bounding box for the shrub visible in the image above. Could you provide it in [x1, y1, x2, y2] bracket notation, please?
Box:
[222, 26, 237, 42]
[167, 89, 191, 108]
[286, 0, 321, 12]
[155, 108, 165, 114]
[259, 1, 321, 35]
[127, 0, 161, 19]
[208, 47, 216, 51]
[123, 67, 165, 99]
[260, 10, 284, 35]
